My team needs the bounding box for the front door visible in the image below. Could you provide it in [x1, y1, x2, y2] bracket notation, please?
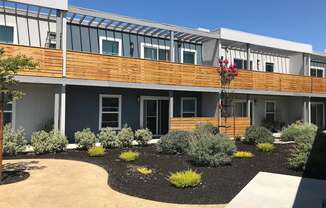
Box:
[141, 97, 169, 136]
[311, 102, 324, 129]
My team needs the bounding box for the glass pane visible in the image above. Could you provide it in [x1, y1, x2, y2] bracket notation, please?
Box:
[234, 59, 243, 69]
[102, 40, 119, 55]
[146, 100, 157, 117]
[311, 69, 317, 77]
[144, 47, 157, 60]
[317, 69, 323, 78]
[234, 102, 247, 117]
[182, 112, 195, 118]
[3, 112, 11, 125]
[266, 63, 274, 72]
[101, 113, 119, 128]
[0, 25, 14, 43]
[158, 49, 170, 61]
[266, 102, 275, 113]
[4, 102, 12, 111]
[102, 97, 119, 112]
[182, 99, 196, 112]
[146, 117, 157, 134]
[266, 113, 275, 121]
[183, 51, 195, 64]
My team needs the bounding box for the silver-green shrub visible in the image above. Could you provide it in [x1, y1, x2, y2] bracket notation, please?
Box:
[187, 134, 236, 167]
[194, 123, 218, 137]
[117, 127, 134, 147]
[97, 127, 120, 148]
[74, 128, 96, 149]
[3, 124, 27, 156]
[157, 131, 195, 154]
[31, 130, 68, 154]
[244, 126, 274, 144]
[281, 121, 317, 142]
[135, 128, 152, 146]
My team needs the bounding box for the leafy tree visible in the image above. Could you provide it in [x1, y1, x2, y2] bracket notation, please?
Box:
[0, 48, 36, 180]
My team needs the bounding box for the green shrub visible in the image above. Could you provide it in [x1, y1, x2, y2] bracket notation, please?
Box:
[117, 127, 134, 147]
[244, 126, 274, 144]
[3, 124, 27, 156]
[168, 170, 201, 188]
[281, 121, 317, 142]
[234, 135, 242, 141]
[234, 151, 254, 158]
[119, 151, 139, 161]
[74, 128, 96, 149]
[137, 167, 153, 175]
[88, 146, 105, 157]
[97, 127, 120, 148]
[288, 141, 312, 170]
[256, 143, 274, 152]
[194, 123, 218, 137]
[157, 131, 195, 154]
[135, 128, 152, 146]
[187, 134, 236, 167]
[31, 130, 68, 154]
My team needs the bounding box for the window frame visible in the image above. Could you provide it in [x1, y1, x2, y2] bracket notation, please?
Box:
[265, 62, 274, 72]
[0, 23, 17, 44]
[181, 48, 197, 65]
[310, 67, 324, 78]
[99, 94, 122, 130]
[181, 97, 197, 118]
[265, 101, 276, 121]
[99, 36, 122, 56]
[232, 100, 248, 117]
[140, 42, 170, 61]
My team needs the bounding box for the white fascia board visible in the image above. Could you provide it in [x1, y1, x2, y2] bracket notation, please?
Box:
[11, 0, 68, 11]
[218, 28, 312, 53]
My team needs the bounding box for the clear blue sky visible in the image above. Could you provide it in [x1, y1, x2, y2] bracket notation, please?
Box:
[69, 0, 326, 52]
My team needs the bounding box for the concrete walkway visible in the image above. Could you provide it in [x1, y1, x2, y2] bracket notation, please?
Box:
[227, 172, 326, 208]
[0, 159, 225, 208]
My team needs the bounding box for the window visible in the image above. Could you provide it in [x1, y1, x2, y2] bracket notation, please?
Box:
[0, 25, 14, 44]
[3, 97, 14, 126]
[99, 37, 122, 56]
[181, 97, 197, 117]
[265, 62, 274, 72]
[265, 101, 276, 121]
[99, 95, 121, 129]
[233, 101, 248, 117]
[141, 43, 170, 61]
[45, 32, 56, 48]
[310, 68, 324, 78]
[233, 58, 252, 70]
[181, 49, 197, 64]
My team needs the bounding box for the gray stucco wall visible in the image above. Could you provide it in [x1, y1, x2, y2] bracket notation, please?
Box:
[65, 86, 202, 141]
[67, 24, 203, 65]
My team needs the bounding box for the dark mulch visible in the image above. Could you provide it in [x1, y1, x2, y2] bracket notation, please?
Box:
[4, 142, 305, 204]
[1, 171, 30, 185]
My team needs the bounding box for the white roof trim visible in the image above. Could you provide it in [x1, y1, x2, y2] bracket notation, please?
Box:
[217, 28, 312, 53]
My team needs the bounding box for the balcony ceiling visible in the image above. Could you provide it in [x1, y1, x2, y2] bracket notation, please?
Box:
[67, 6, 217, 44]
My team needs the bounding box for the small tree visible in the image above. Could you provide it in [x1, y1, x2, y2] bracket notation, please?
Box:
[0, 48, 36, 179]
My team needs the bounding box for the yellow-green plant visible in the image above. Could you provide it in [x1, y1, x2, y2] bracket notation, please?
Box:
[256, 143, 274, 152]
[88, 146, 105, 157]
[119, 151, 139, 161]
[137, 167, 152, 175]
[168, 170, 201, 188]
[234, 151, 254, 158]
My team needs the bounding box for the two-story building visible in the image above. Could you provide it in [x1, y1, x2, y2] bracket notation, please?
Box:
[1, 0, 326, 141]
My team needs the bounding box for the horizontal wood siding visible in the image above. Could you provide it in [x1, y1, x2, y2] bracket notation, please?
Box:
[0, 44, 63, 78]
[169, 117, 250, 137]
[66, 51, 219, 88]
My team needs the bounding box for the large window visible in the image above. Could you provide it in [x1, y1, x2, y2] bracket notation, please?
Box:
[141, 43, 170, 61]
[181, 97, 197, 117]
[233, 101, 248, 117]
[265, 101, 276, 121]
[181, 49, 197, 64]
[99, 95, 121, 130]
[0, 25, 14, 44]
[233, 58, 252, 70]
[100, 37, 122, 56]
[265, 62, 274, 72]
[310, 68, 324, 78]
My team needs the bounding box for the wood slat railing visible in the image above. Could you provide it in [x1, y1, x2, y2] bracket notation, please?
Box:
[0, 43, 63, 78]
[169, 117, 250, 137]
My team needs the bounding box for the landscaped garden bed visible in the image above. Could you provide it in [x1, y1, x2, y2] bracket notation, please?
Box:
[5, 142, 301, 204]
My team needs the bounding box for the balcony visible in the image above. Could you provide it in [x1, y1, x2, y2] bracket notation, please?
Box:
[0, 43, 63, 78]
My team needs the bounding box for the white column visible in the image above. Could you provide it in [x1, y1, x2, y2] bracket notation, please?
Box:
[170, 31, 175, 62]
[308, 99, 311, 123]
[307, 54, 311, 76]
[247, 99, 251, 122]
[60, 85, 66, 135]
[56, 10, 63, 49]
[62, 14, 67, 77]
[169, 91, 174, 118]
[246, 44, 251, 70]
[54, 90, 60, 130]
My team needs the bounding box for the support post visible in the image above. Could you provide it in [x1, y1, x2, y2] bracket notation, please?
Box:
[62, 13, 67, 77]
[247, 99, 251, 124]
[308, 99, 311, 123]
[307, 54, 311, 76]
[246, 44, 251, 70]
[170, 31, 175, 62]
[54, 90, 60, 130]
[60, 85, 66, 135]
[169, 91, 174, 118]
[56, 10, 64, 49]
